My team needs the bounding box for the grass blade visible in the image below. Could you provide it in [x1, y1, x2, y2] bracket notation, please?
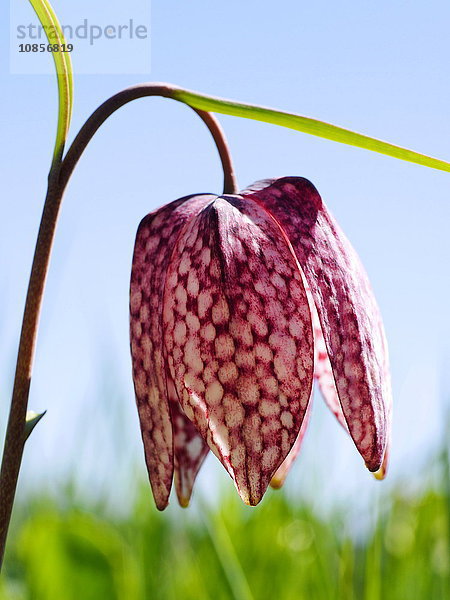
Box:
[28, 0, 73, 165]
[173, 88, 450, 173]
[202, 507, 254, 600]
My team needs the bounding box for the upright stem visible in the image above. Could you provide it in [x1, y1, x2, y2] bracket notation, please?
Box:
[0, 83, 238, 566]
[0, 173, 63, 566]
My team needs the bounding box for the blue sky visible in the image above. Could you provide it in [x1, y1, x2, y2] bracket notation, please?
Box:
[1, 0, 450, 510]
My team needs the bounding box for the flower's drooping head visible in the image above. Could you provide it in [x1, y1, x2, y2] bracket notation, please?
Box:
[130, 177, 392, 509]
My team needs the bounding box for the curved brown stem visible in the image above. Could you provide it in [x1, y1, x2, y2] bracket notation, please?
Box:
[192, 109, 238, 196]
[0, 83, 238, 567]
[60, 83, 239, 194]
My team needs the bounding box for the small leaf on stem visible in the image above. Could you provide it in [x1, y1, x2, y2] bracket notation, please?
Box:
[24, 411, 46, 442]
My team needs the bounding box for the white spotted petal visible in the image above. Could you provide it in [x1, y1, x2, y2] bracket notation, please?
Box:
[245, 177, 392, 473]
[168, 378, 209, 507]
[162, 195, 314, 505]
[130, 194, 215, 510]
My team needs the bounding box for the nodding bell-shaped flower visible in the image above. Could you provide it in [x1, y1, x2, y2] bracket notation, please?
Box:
[130, 177, 392, 510]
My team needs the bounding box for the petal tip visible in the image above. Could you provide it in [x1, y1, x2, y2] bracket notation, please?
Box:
[245, 497, 262, 507]
[372, 468, 386, 481]
[235, 486, 262, 507]
[238, 489, 252, 506]
[178, 496, 190, 508]
[365, 458, 386, 480]
[270, 476, 285, 490]
[155, 498, 169, 511]
[371, 445, 389, 481]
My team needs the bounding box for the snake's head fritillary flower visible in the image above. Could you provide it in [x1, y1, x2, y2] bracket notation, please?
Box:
[130, 177, 392, 510]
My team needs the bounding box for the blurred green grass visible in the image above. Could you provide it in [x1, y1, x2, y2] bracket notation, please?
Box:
[1, 463, 448, 600]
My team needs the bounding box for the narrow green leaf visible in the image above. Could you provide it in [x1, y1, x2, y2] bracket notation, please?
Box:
[28, 0, 73, 165]
[24, 411, 46, 442]
[173, 88, 450, 173]
[203, 509, 254, 600]
[41, 0, 74, 110]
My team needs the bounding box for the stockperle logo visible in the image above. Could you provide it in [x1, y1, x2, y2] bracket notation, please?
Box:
[10, 2, 151, 75]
